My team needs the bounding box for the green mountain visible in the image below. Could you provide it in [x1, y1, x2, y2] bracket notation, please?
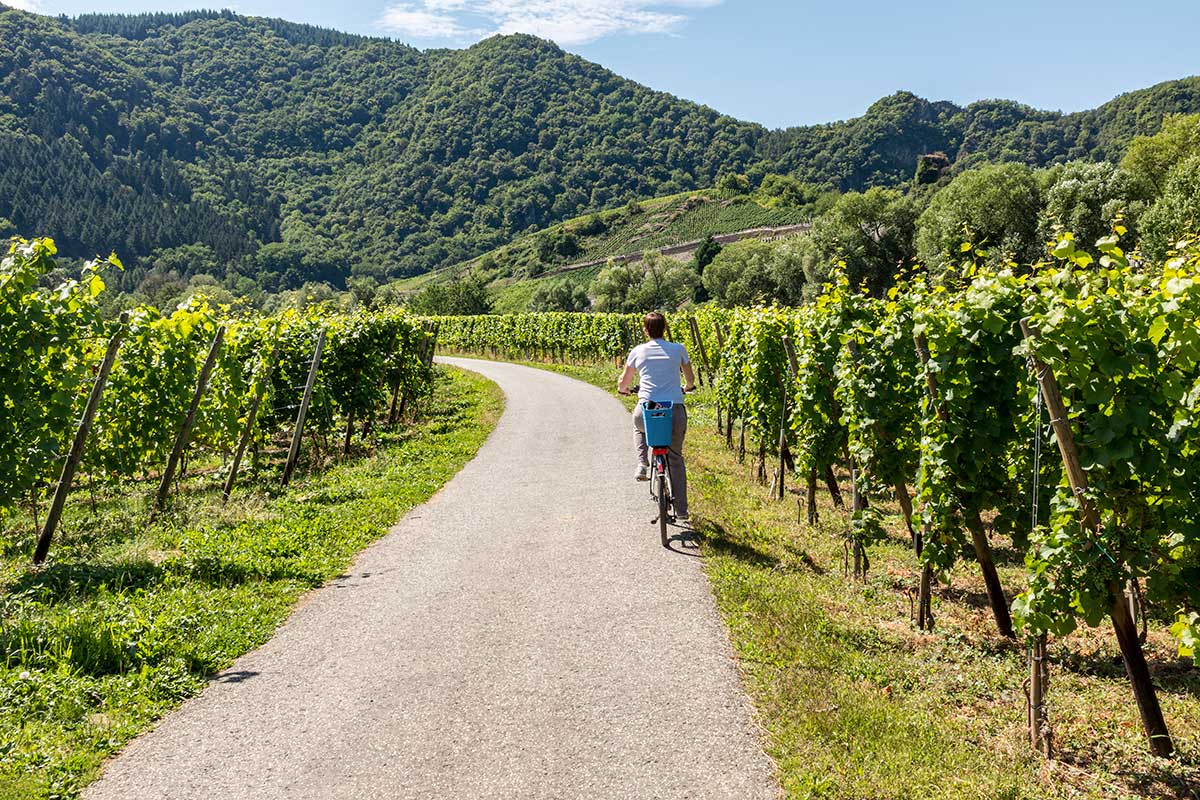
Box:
[1, 7, 1198, 292]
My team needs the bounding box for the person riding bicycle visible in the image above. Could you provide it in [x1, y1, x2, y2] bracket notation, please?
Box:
[618, 312, 696, 522]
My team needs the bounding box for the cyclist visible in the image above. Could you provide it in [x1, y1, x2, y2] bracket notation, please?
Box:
[618, 311, 696, 522]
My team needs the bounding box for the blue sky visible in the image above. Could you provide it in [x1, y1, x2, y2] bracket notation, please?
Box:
[19, 0, 1200, 128]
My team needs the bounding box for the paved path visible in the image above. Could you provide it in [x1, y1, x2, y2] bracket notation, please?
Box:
[86, 359, 778, 800]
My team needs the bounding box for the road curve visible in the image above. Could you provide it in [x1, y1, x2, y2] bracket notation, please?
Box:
[86, 358, 779, 800]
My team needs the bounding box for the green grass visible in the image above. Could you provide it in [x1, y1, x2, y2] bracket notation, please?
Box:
[0, 366, 503, 799]
[499, 358, 1200, 800]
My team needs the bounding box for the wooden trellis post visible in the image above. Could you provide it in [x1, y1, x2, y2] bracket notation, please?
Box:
[282, 329, 326, 488]
[687, 316, 709, 388]
[34, 313, 128, 565]
[1028, 633, 1052, 756]
[222, 347, 277, 501]
[154, 325, 225, 512]
[1020, 319, 1172, 757]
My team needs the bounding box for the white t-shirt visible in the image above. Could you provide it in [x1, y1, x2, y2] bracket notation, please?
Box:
[626, 339, 690, 404]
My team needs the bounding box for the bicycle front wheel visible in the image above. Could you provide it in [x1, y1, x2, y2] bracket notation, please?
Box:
[657, 474, 670, 548]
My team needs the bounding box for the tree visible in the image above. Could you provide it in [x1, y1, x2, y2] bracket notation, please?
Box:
[757, 174, 820, 207]
[591, 261, 642, 312]
[807, 187, 918, 294]
[692, 235, 722, 274]
[347, 276, 381, 310]
[529, 278, 590, 312]
[1140, 155, 1200, 258]
[590, 253, 697, 312]
[701, 238, 807, 307]
[406, 278, 493, 315]
[915, 163, 1043, 272]
[631, 251, 699, 311]
[915, 152, 951, 185]
[576, 213, 607, 236]
[717, 173, 751, 196]
[1120, 113, 1200, 193]
[1041, 161, 1149, 252]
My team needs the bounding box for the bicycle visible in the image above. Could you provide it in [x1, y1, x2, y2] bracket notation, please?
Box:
[620, 385, 692, 548]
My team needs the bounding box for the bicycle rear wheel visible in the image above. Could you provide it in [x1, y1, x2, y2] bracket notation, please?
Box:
[656, 474, 670, 548]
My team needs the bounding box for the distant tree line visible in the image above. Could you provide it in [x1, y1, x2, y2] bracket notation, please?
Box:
[1, 7, 1198, 312]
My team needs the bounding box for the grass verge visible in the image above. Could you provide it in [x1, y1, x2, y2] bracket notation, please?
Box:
[502, 357, 1199, 800]
[0, 366, 503, 799]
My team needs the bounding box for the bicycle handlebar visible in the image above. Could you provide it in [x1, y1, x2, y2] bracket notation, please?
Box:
[619, 384, 696, 397]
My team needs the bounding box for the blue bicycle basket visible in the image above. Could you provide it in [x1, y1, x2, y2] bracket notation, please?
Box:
[642, 402, 674, 448]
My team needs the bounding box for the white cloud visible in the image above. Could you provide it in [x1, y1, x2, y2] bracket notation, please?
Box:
[4, 0, 41, 11]
[379, 5, 467, 38]
[378, 0, 722, 45]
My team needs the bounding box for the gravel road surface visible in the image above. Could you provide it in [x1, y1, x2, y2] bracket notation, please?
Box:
[86, 358, 779, 799]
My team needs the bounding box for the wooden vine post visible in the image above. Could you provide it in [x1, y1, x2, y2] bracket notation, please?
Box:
[342, 407, 357, 455]
[1028, 633, 1051, 755]
[714, 322, 728, 437]
[774, 338, 797, 502]
[222, 347, 277, 501]
[281, 329, 326, 488]
[688, 316, 712, 389]
[1020, 320, 1173, 757]
[33, 313, 128, 565]
[841, 338, 872, 579]
[154, 325, 225, 513]
[388, 374, 404, 426]
[915, 332, 1013, 638]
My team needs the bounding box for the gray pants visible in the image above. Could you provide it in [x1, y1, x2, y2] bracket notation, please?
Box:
[633, 402, 688, 516]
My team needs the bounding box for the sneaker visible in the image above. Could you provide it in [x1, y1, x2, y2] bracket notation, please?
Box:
[635, 463, 650, 481]
[676, 512, 690, 524]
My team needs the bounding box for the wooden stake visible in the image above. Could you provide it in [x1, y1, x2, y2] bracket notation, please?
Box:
[781, 336, 800, 378]
[222, 347, 277, 501]
[342, 410, 356, 456]
[282, 329, 326, 488]
[1020, 319, 1173, 756]
[684, 316, 702, 387]
[850, 458, 870, 580]
[154, 325, 225, 512]
[894, 480, 920, 553]
[34, 313, 128, 564]
[964, 509, 1015, 637]
[689, 316, 712, 387]
[824, 465, 844, 508]
[917, 564, 934, 631]
[777, 376, 788, 501]
[806, 468, 819, 525]
[387, 378, 403, 426]
[1029, 633, 1051, 756]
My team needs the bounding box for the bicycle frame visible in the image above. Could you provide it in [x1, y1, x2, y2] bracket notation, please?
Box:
[650, 446, 674, 518]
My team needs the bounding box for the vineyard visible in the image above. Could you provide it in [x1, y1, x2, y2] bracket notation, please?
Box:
[2, 238, 438, 563]
[570, 195, 806, 262]
[415, 190, 810, 293]
[435, 232, 1200, 764]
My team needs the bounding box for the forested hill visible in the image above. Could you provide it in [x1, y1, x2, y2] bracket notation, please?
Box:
[1, 7, 1199, 293]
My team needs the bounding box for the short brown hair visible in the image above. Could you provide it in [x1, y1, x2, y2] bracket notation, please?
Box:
[643, 312, 666, 339]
